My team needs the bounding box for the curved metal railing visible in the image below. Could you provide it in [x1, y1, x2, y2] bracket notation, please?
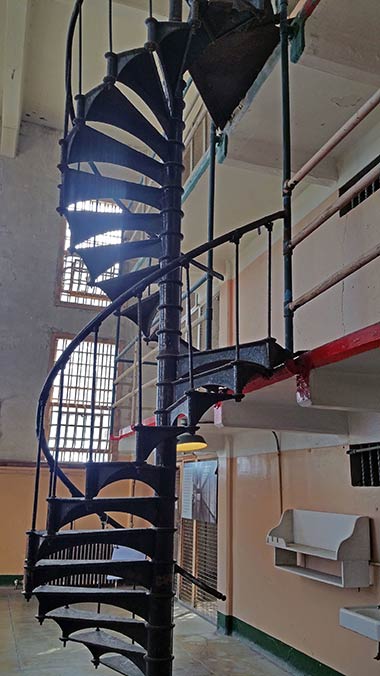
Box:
[31, 209, 283, 529]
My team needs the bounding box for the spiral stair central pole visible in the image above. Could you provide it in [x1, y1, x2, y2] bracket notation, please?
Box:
[149, 85, 184, 674]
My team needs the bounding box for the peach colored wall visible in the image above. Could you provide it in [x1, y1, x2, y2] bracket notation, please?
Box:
[218, 446, 380, 676]
[0, 465, 152, 575]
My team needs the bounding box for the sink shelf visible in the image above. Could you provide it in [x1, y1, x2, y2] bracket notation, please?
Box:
[267, 509, 371, 588]
[340, 606, 380, 640]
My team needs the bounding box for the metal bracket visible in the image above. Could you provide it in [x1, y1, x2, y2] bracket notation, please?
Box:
[290, 14, 306, 63]
[216, 131, 228, 164]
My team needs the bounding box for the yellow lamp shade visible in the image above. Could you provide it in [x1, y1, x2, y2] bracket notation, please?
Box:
[176, 432, 208, 452]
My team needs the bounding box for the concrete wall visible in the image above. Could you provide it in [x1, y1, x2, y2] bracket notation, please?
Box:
[218, 444, 380, 676]
[0, 121, 117, 462]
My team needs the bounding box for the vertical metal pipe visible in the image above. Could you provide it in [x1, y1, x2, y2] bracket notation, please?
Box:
[185, 265, 194, 389]
[234, 238, 240, 360]
[169, 0, 182, 21]
[137, 295, 143, 426]
[31, 414, 44, 531]
[206, 121, 217, 351]
[148, 86, 184, 675]
[88, 327, 99, 463]
[110, 312, 121, 437]
[280, 0, 294, 352]
[52, 368, 65, 498]
[267, 223, 273, 338]
[108, 0, 113, 53]
[78, 4, 83, 96]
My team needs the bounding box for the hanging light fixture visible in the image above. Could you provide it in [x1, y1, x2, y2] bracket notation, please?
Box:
[176, 431, 208, 452]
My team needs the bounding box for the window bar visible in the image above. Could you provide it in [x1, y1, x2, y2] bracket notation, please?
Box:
[137, 295, 143, 426]
[369, 450, 375, 487]
[360, 452, 366, 486]
[51, 367, 65, 499]
[185, 265, 195, 390]
[234, 238, 241, 361]
[266, 222, 273, 339]
[89, 327, 99, 462]
[31, 416, 44, 531]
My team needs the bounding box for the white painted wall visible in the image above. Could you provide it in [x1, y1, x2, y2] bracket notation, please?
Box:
[0, 122, 118, 461]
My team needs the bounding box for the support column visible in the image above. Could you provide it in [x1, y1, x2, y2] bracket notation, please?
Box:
[147, 88, 184, 675]
[280, 0, 294, 353]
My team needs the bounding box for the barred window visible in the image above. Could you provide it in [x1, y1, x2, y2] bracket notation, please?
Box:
[48, 336, 116, 463]
[59, 200, 122, 307]
[348, 443, 380, 487]
[339, 155, 380, 217]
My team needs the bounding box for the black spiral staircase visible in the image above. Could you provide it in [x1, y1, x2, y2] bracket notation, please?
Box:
[23, 1, 292, 675]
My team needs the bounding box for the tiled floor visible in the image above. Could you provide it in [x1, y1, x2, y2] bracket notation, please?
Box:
[0, 588, 294, 675]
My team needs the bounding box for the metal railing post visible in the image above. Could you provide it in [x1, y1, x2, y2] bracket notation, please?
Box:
[280, 0, 294, 353]
[206, 121, 217, 350]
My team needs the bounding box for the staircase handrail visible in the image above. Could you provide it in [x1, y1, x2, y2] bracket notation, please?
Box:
[37, 209, 284, 494]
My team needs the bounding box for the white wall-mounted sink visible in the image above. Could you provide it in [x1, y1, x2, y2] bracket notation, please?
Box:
[340, 606, 380, 641]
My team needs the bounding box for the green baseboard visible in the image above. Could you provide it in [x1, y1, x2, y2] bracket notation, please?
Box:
[217, 612, 344, 676]
[0, 575, 23, 586]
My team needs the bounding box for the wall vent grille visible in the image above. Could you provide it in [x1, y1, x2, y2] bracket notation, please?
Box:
[348, 443, 380, 487]
[339, 156, 380, 217]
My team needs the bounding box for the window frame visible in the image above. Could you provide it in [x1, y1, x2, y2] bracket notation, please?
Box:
[45, 332, 119, 465]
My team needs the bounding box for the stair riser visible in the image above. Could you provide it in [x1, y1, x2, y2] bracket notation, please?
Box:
[35, 529, 168, 561]
[135, 427, 188, 465]
[36, 593, 150, 622]
[46, 498, 174, 533]
[85, 464, 171, 499]
[174, 362, 270, 400]
[50, 617, 148, 648]
[176, 342, 272, 378]
[31, 561, 155, 589]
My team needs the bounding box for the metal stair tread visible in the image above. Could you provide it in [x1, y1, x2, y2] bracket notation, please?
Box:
[76, 238, 162, 282]
[65, 210, 163, 248]
[68, 629, 145, 654]
[115, 48, 170, 135]
[35, 559, 150, 566]
[61, 168, 163, 213]
[33, 585, 148, 595]
[48, 496, 169, 503]
[66, 125, 165, 186]
[83, 84, 168, 161]
[46, 608, 145, 624]
[100, 654, 145, 676]
[39, 526, 164, 537]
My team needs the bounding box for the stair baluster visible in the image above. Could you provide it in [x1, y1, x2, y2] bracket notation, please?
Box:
[51, 367, 65, 498]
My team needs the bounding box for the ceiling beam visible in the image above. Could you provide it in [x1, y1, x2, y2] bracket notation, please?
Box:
[214, 399, 348, 435]
[297, 369, 380, 413]
[1, 0, 30, 158]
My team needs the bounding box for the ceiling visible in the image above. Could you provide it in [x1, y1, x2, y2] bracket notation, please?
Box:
[227, 0, 380, 181]
[1, 0, 379, 160]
